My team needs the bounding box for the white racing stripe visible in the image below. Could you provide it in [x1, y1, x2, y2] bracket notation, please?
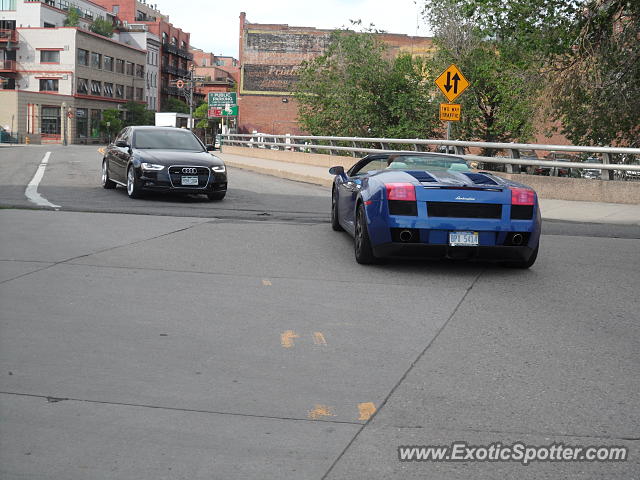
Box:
[25, 151, 60, 209]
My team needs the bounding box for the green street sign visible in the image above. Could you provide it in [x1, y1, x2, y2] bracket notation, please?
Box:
[208, 92, 237, 107]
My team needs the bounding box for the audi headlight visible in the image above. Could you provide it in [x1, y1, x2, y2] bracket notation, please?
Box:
[211, 165, 226, 172]
[141, 163, 165, 171]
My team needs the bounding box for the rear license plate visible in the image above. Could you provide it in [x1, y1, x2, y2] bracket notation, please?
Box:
[449, 231, 479, 246]
[181, 176, 198, 186]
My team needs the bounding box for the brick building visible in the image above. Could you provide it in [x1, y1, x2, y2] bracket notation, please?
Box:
[93, 0, 192, 110]
[237, 12, 435, 135]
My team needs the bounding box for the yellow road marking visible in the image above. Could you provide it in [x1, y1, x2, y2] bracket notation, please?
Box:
[262, 279, 272, 286]
[308, 404, 335, 419]
[313, 332, 327, 345]
[358, 402, 377, 421]
[280, 330, 299, 348]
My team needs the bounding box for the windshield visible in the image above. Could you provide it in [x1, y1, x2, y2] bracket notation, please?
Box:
[387, 155, 470, 172]
[133, 129, 204, 151]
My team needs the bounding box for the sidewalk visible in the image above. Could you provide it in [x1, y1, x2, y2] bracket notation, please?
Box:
[218, 151, 640, 226]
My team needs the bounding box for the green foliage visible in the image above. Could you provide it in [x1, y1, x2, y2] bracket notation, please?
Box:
[123, 101, 154, 126]
[422, 1, 543, 151]
[423, 0, 639, 147]
[193, 102, 210, 128]
[89, 17, 114, 38]
[161, 97, 189, 114]
[63, 8, 80, 27]
[100, 109, 123, 137]
[550, 0, 640, 147]
[294, 30, 438, 139]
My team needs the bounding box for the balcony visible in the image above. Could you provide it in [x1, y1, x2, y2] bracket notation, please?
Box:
[161, 64, 189, 78]
[162, 42, 193, 61]
[0, 29, 18, 45]
[0, 60, 16, 72]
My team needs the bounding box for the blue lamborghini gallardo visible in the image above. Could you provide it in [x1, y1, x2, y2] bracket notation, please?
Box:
[329, 152, 541, 268]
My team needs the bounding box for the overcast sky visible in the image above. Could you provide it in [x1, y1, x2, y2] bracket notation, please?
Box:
[152, 0, 430, 58]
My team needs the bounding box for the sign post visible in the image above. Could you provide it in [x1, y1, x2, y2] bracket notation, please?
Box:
[435, 64, 469, 141]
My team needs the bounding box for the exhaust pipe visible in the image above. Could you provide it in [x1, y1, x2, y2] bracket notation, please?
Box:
[399, 230, 413, 242]
[512, 233, 524, 246]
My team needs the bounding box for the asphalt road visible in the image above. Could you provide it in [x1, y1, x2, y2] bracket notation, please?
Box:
[0, 145, 638, 479]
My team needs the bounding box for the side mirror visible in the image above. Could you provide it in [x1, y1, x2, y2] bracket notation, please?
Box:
[206, 144, 216, 151]
[329, 166, 345, 176]
[115, 140, 129, 148]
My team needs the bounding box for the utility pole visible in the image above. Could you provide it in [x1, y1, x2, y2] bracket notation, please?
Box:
[186, 64, 195, 130]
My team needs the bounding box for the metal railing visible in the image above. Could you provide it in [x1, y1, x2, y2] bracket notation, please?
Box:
[220, 133, 640, 181]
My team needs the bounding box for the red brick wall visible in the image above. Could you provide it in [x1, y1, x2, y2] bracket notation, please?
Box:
[237, 95, 302, 135]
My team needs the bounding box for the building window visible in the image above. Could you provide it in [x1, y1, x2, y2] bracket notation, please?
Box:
[115, 59, 124, 74]
[76, 108, 88, 138]
[90, 109, 100, 138]
[40, 106, 60, 135]
[0, 0, 17, 10]
[39, 79, 58, 92]
[115, 84, 124, 98]
[77, 77, 88, 94]
[136, 64, 144, 78]
[112, 5, 119, 14]
[126, 61, 134, 76]
[91, 52, 101, 69]
[40, 50, 60, 63]
[91, 80, 102, 96]
[103, 82, 113, 97]
[135, 87, 143, 100]
[58, 0, 69, 10]
[181, 40, 187, 50]
[125, 85, 133, 99]
[172, 36, 177, 45]
[103, 55, 113, 71]
[77, 49, 89, 66]
[162, 32, 167, 44]
[44, 22, 56, 28]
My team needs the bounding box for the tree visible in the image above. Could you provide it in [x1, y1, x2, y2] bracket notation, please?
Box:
[63, 8, 80, 27]
[100, 109, 123, 141]
[90, 17, 114, 38]
[161, 97, 189, 114]
[294, 29, 439, 139]
[422, 0, 547, 153]
[123, 101, 154, 126]
[550, 0, 640, 147]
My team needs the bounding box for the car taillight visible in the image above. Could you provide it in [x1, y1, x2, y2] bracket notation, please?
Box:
[386, 183, 416, 201]
[510, 187, 535, 205]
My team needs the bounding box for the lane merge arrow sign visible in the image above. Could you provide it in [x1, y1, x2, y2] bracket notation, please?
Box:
[435, 64, 469, 103]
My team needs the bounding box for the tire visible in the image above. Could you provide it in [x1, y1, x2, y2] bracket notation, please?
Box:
[507, 244, 539, 269]
[331, 188, 344, 231]
[354, 203, 377, 264]
[101, 159, 116, 189]
[126, 165, 143, 199]
[207, 191, 226, 201]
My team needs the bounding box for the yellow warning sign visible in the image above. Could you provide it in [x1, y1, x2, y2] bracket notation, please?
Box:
[440, 103, 461, 122]
[435, 64, 469, 102]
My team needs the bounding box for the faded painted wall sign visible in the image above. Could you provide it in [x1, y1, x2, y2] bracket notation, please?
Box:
[246, 31, 331, 54]
[242, 64, 303, 93]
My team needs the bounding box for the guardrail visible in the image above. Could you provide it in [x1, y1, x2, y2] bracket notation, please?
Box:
[220, 133, 640, 181]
